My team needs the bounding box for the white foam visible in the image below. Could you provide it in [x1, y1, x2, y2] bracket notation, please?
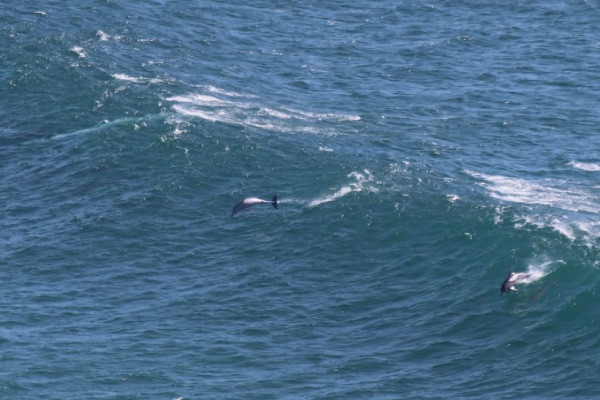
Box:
[71, 46, 86, 58]
[521, 259, 562, 284]
[166, 85, 360, 134]
[206, 85, 251, 98]
[263, 107, 293, 119]
[572, 221, 600, 238]
[165, 94, 231, 106]
[113, 74, 162, 84]
[569, 161, 600, 172]
[469, 170, 600, 243]
[96, 30, 110, 41]
[281, 106, 361, 122]
[467, 170, 599, 214]
[549, 218, 577, 241]
[96, 30, 121, 42]
[172, 105, 222, 123]
[113, 74, 141, 83]
[309, 170, 377, 207]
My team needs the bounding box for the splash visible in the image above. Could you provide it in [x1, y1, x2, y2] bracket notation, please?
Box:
[512, 260, 561, 287]
[96, 30, 122, 42]
[97, 30, 110, 41]
[70, 46, 86, 58]
[308, 170, 377, 207]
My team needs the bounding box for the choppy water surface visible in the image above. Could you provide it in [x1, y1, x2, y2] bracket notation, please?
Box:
[2, 1, 600, 398]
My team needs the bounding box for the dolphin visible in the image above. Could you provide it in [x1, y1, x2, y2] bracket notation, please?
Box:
[232, 195, 278, 217]
[500, 270, 531, 294]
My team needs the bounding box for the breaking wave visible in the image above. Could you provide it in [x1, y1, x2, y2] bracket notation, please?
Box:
[467, 170, 600, 243]
[166, 86, 360, 135]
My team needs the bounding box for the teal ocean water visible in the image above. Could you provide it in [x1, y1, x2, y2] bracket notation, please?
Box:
[2, 1, 600, 398]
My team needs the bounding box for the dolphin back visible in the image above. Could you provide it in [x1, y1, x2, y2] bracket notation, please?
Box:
[500, 270, 532, 295]
[272, 195, 278, 209]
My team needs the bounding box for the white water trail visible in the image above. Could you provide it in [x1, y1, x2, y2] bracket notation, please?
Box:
[53, 114, 166, 139]
[569, 161, 600, 172]
[308, 170, 377, 207]
[520, 259, 563, 285]
[166, 85, 361, 135]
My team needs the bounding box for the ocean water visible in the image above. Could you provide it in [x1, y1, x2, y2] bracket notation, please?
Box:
[2, 1, 600, 398]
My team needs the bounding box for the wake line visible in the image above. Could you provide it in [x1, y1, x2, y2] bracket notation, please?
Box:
[309, 187, 353, 207]
[309, 170, 378, 207]
[273, 170, 378, 209]
[53, 114, 167, 139]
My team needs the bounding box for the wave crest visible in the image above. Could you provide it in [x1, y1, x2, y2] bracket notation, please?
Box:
[166, 86, 360, 134]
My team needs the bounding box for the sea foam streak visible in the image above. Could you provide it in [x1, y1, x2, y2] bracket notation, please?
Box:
[469, 170, 600, 242]
[569, 161, 600, 172]
[467, 171, 598, 214]
[309, 170, 377, 207]
[166, 86, 360, 134]
[112, 74, 162, 84]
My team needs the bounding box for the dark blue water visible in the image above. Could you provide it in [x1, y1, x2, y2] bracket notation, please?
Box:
[2, 1, 600, 398]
